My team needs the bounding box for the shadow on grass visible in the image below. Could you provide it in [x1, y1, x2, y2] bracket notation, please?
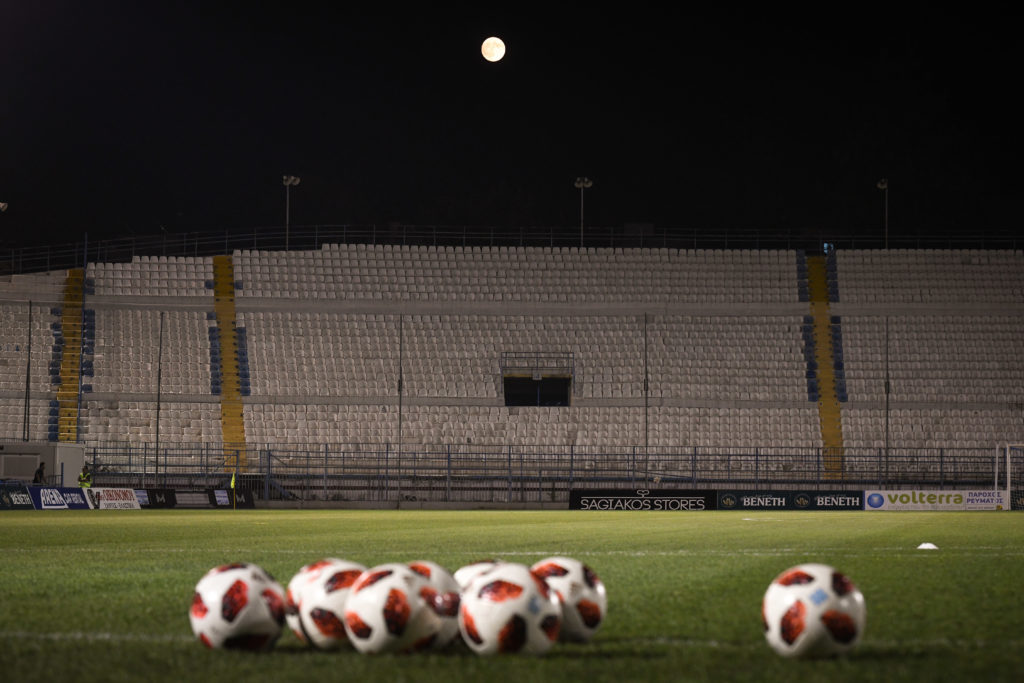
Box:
[271, 639, 667, 661]
[853, 642, 959, 662]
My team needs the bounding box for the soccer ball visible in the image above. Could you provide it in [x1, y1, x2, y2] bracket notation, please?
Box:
[285, 558, 353, 643]
[453, 559, 502, 591]
[343, 563, 445, 654]
[762, 563, 866, 658]
[408, 560, 462, 649]
[296, 559, 367, 650]
[189, 562, 286, 651]
[458, 562, 561, 655]
[531, 556, 607, 642]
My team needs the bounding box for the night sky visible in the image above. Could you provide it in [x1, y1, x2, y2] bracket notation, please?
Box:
[1, 4, 1017, 250]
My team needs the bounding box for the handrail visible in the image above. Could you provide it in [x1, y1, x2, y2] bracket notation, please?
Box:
[4, 224, 1022, 277]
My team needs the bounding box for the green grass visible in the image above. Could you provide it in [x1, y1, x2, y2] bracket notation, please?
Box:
[1, 510, 1022, 682]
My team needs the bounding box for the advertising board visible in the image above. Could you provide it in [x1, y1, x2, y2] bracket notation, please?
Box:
[0, 484, 35, 510]
[86, 488, 142, 510]
[569, 488, 716, 511]
[717, 490, 863, 510]
[27, 487, 92, 510]
[136, 489, 177, 508]
[864, 490, 1008, 511]
[210, 488, 255, 508]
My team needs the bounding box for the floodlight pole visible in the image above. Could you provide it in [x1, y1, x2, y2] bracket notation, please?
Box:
[643, 313, 649, 451]
[23, 300, 32, 441]
[877, 178, 890, 479]
[397, 314, 404, 507]
[574, 177, 592, 248]
[283, 175, 301, 251]
[877, 179, 888, 249]
[884, 315, 890, 480]
[155, 311, 164, 486]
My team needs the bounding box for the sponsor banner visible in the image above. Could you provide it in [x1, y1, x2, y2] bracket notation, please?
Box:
[717, 490, 863, 511]
[175, 491, 214, 508]
[1, 484, 36, 510]
[233, 488, 255, 508]
[28, 487, 92, 510]
[864, 489, 1009, 511]
[137, 489, 177, 508]
[86, 488, 142, 510]
[209, 489, 255, 508]
[569, 489, 715, 511]
[167, 490, 255, 509]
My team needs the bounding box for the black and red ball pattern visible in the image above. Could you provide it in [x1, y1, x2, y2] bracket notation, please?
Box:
[383, 588, 411, 636]
[311, 607, 347, 639]
[461, 605, 483, 645]
[777, 569, 815, 586]
[345, 611, 373, 640]
[576, 599, 602, 629]
[191, 593, 208, 620]
[582, 565, 601, 590]
[478, 580, 523, 602]
[497, 615, 528, 653]
[262, 588, 285, 625]
[325, 569, 363, 593]
[831, 571, 856, 596]
[780, 600, 806, 645]
[353, 569, 393, 593]
[222, 580, 248, 623]
[532, 562, 569, 580]
[821, 610, 858, 643]
[408, 563, 433, 580]
[420, 586, 460, 617]
[540, 614, 560, 641]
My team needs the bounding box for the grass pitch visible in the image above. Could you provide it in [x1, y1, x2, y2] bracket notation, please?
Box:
[1, 509, 1022, 682]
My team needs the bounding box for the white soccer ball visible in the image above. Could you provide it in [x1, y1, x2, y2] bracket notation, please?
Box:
[343, 563, 445, 654]
[530, 556, 607, 643]
[453, 559, 503, 591]
[458, 562, 562, 655]
[408, 560, 462, 649]
[189, 562, 286, 651]
[762, 563, 866, 658]
[285, 558, 352, 643]
[296, 559, 367, 650]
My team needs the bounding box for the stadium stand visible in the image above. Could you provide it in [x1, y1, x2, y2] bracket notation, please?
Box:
[834, 249, 1024, 304]
[2, 244, 1023, 495]
[90, 255, 214, 298]
[90, 309, 214, 396]
[232, 245, 796, 303]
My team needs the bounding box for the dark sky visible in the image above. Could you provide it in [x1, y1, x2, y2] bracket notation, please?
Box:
[0, 3, 1017, 249]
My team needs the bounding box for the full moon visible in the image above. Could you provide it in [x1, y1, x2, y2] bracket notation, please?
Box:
[481, 36, 505, 62]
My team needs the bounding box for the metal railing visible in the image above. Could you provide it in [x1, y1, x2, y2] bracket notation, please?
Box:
[5, 224, 1023, 276]
[81, 441, 1013, 505]
[500, 352, 574, 379]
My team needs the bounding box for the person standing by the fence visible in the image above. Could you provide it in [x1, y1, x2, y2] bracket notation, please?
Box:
[78, 465, 92, 488]
[32, 462, 46, 485]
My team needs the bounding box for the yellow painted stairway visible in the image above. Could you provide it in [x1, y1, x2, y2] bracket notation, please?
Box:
[806, 256, 844, 477]
[56, 268, 85, 442]
[212, 255, 248, 468]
